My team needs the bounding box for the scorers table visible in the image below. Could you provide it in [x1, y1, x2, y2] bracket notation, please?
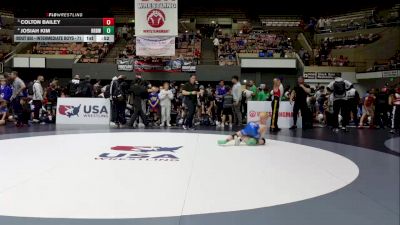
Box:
[14, 18, 115, 42]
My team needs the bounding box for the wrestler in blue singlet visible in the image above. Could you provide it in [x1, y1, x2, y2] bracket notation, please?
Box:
[240, 122, 261, 139]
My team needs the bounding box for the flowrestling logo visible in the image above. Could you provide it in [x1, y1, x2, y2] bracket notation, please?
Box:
[58, 104, 108, 118]
[95, 146, 183, 161]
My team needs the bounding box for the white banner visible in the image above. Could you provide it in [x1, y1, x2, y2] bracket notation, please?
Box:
[135, 0, 178, 36]
[247, 101, 302, 128]
[136, 36, 175, 56]
[56, 98, 111, 125]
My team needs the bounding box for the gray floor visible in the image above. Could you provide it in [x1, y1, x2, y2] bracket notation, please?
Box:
[0, 125, 399, 225]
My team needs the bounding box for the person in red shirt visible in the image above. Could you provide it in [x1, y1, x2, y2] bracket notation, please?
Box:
[359, 89, 376, 128]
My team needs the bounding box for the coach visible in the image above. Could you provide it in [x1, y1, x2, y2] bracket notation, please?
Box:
[182, 74, 199, 130]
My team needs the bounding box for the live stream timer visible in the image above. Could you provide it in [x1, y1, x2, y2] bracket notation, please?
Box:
[102, 18, 115, 26]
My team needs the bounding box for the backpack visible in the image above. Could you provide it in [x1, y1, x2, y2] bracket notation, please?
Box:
[333, 81, 346, 98]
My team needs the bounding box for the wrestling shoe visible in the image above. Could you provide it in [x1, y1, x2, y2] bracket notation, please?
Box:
[218, 140, 228, 145]
[246, 138, 258, 146]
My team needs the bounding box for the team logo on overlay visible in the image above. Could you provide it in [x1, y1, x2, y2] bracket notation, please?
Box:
[58, 104, 81, 117]
[147, 9, 165, 28]
[96, 146, 182, 161]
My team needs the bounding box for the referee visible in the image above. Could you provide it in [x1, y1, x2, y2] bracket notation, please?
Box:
[181, 74, 199, 130]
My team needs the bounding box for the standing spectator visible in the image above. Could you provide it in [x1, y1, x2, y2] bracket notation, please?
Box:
[346, 87, 360, 126]
[257, 84, 269, 101]
[389, 88, 400, 134]
[111, 75, 128, 127]
[215, 80, 227, 126]
[148, 86, 160, 125]
[242, 84, 254, 119]
[221, 87, 234, 128]
[45, 82, 59, 121]
[128, 78, 149, 128]
[159, 82, 174, 127]
[375, 88, 389, 128]
[213, 37, 220, 52]
[32, 75, 44, 123]
[327, 74, 353, 132]
[76, 75, 94, 97]
[232, 76, 242, 125]
[270, 78, 284, 132]
[290, 76, 312, 130]
[359, 90, 376, 128]
[181, 74, 199, 130]
[248, 80, 258, 101]
[0, 75, 12, 102]
[9, 71, 26, 117]
[67, 74, 80, 97]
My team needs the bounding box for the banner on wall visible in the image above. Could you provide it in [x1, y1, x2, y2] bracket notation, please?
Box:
[136, 36, 175, 56]
[304, 72, 340, 79]
[117, 58, 134, 71]
[56, 98, 111, 125]
[135, 0, 178, 36]
[247, 101, 302, 128]
[134, 59, 182, 72]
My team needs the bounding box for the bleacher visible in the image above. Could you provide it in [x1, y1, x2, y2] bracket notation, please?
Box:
[32, 43, 110, 63]
[259, 16, 301, 28]
[119, 33, 201, 64]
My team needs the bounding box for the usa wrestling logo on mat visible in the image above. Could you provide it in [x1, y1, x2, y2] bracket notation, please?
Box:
[95, 146, 182, 161]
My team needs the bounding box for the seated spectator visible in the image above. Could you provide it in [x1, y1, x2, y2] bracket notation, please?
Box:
[0, 99, 8, 126]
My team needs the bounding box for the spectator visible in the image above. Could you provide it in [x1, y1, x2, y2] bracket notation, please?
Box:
[32, 75, 44, 123]
[159, 82, 174, 127]
[327, 74, 353, 132]
[389, 88, 400, 134]
[148, 86, 160, 125]
[359, 89, 376, 128]
[290, 76, 312, 130]
[221, 86, 234, 128]
[374, 88, 389, 128]
[16, 97, 30, 127]
[231, 75, 242, 125]
[346, 87, 360, 126]
[9, 71, 26, 117]
[248, 80, 258, 101]
[111, 75, 128, 127]
[76, 75, 94, 97]
[181, 74, 199, 130]
[0, 75, 12, 102]
[215, 80, 227, 126]
[257, 84, 269, 101]
[0, 99, 7, 126]
[67, 75, 80, 97]
[128, 78, 150, 128]
[270, 78, 284, 132]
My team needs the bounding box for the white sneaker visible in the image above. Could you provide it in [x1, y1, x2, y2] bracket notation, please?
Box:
[167, 123, 172, 127]
[183, 125, 188, 130]
[221, 124, 225, 128]
[229, 124, 233, 128]
[216, 121, 221, 126]
[32, 119, 40, 123]
[160, 123, 165, 127]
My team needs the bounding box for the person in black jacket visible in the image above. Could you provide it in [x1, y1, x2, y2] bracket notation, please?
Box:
[67, 75, 80, 97]
[111, 75, 128, 127]
[127, 78, 149, 128]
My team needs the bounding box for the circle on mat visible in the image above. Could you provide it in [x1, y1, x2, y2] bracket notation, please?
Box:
[0, 132, 359, 219]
